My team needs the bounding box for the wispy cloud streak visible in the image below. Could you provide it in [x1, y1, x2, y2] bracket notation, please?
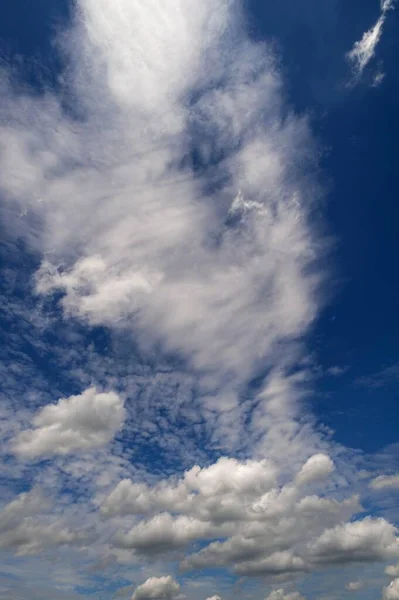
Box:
[347, 0, 396, 82]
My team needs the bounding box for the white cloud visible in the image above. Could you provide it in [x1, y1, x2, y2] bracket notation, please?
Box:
[383, 578, 399, 600]
[0, 0, 326, 456]
[309, 517, 399, 564]
[370, 475, 399, 490]
[101, 457, 277, 519]
[387, 565, 399, 577]
[1, 0, 398, 597]
[113, 513, 216, 555]
[346, 581, 364, 591]
[99, 454, 379, 575]
[131, 576, 180, 600]
[13, 387, 125, 458]
[346, 0, 396, 81]
[206, 597, 222, 600]
[234, 551, 306, 577]
[264, 591, 305, 600]
[295, 454, 335, 486]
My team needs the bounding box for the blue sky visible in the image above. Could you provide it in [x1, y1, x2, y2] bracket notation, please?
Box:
[1, 1, 399, 599]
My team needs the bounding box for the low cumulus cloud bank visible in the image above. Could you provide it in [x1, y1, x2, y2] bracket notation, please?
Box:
[12, 387, 125, 458]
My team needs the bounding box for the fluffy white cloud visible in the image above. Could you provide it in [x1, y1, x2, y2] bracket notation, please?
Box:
[13, 387, 125, 458]
[346, 0, 396, 81]
[295, 454, 334, 486]
[131, 576, 180, 600]
[383, 578, 399, 600]
[101, 457, 277, 519]
[309, 517, 399, 564]
[99, 453, 385, 576]
[264, 591, 305, 600]
[387, 565, 399, 577]
[113, 513, 217, 555]
[370, 475, 399, 490]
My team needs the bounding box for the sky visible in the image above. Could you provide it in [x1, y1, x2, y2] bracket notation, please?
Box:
[1, 1, 399, 599]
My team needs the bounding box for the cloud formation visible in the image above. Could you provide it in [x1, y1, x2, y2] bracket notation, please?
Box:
[347, 0, 396, 82]
[0, 489, 87, 555]
[383, 578, 399, 600]
[370, 475, 399, 490]
[96, 453, 399, 577]
[131, 576, 180, 600]
[346, 581, 364, 591]
[0, 0, 327, 462]
[264, 591, 305, 600]
[0, 0, 398, 598]
[13, 387, 125, 457]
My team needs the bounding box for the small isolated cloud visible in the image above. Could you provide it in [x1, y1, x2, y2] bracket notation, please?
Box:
[264, 591, 305, 600]
[327, 366, 348, 377]
[346, 581, 364, 591]
[131, 576, 180, 600]
[206, 596, 222, 600]
[13, 387, 125, 458]
[346, 0, 396, 82]
[383, 578, 399, 600]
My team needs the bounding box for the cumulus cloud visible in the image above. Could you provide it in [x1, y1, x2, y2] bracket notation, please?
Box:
[347, 0, 396, 82]
[131, 576, 180, 600]
[97, 453, 383, 576]
[387, 565, 399, 577]
[370, 475, 399, 490]
[383, 578, 399, 600]
[294, 454, 334, 486]
[101, 457, 277, 518]
[309, 517, 399, 564]
[13, 387, 125, 458]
